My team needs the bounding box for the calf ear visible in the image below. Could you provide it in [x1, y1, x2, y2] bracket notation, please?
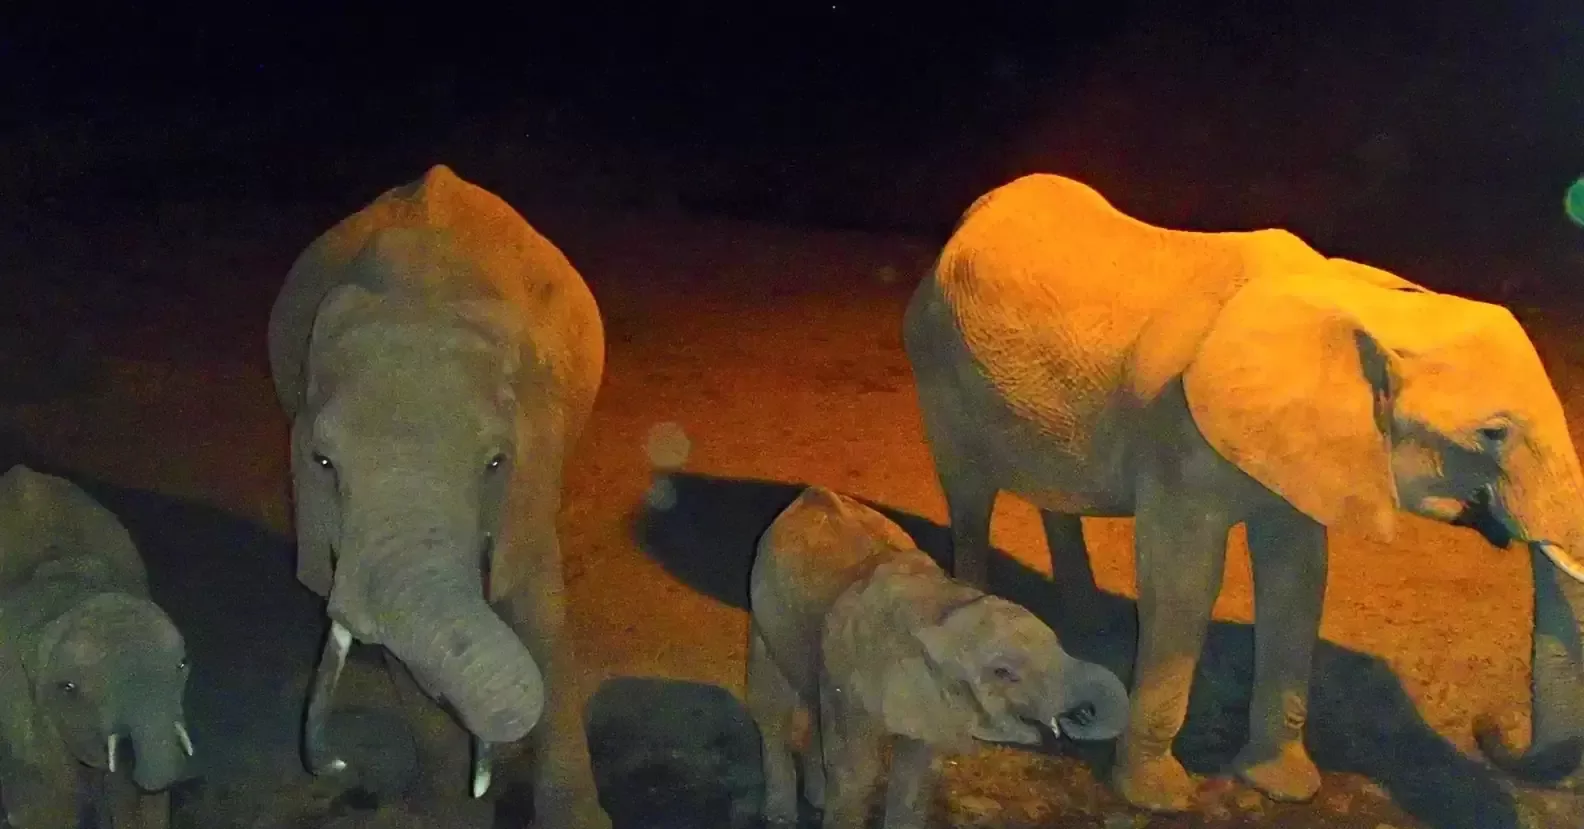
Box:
[873, 656, 979, 753]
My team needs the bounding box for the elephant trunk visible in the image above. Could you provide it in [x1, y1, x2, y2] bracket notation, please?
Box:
[1475, 440, 1584, 781]
[1475, 542, 1584, 781]
[1047, 655, 1130, 742]
[325, 488, 545, 744]
[367, 563, 545, 743]
[125, 717, 190, 792]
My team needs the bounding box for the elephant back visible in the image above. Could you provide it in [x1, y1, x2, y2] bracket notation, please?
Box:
[268, 165, 604, 426]
[0, 465, 148, 595]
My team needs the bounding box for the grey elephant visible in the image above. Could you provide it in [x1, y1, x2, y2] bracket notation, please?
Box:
[267, 164, 608, 827]
[0, 464, 193, 829]
[902, 172, 1584, 811]
[747, 485, 1128, 829]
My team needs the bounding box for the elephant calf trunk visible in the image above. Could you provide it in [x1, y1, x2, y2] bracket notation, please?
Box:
[1052, 658, 1130, 742]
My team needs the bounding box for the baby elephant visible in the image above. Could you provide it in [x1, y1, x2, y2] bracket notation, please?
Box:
[747, 486, 1128, 829]
[0, 465, 193, 828]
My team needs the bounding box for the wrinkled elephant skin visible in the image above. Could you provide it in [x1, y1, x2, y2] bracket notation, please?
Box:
[747, 486, 1128, 828]
[902, 173, 1584, 810]
[267, 164, 609, 827]
[0, 465, 193, 829]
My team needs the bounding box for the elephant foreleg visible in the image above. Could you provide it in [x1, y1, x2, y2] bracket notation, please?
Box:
[503, 534, 608, 829]
[1232, 505, 1326, 802]
[1113, 474, 1233, 813]
[304, 620, 352, 777]
[879, 736, 934, 829]
[817, 668, 884, 829]
[745, 625, 800, 827]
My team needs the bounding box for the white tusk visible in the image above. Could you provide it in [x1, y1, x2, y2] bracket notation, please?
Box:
[107, 733, 120, 774]
[471, 738, 493, 799]
[331, 619, 353, 652]
[1048, 716, 1063, 739]
[176, 721, 194, 756]
[1539, 542, 1584, 584]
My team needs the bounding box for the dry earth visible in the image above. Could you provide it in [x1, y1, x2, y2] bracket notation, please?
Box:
[3, 199, 1584, 828]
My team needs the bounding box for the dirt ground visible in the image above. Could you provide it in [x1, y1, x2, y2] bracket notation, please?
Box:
[3, 198, 1584, 828]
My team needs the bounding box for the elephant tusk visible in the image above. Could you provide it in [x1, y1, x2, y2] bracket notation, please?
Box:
[1047, 716, 1062, 739]
[304, 620, 354, 776]
[106, 733, 120, 774]
[1538, 542, 1584, 584]
[176, 721, 194, 757]
[472, 737, 493, 799]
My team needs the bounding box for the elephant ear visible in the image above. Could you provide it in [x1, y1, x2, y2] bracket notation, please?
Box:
[826, 569, 980, 753]
[1184, 269, 1402, 541]
[0, 609, 43, 766]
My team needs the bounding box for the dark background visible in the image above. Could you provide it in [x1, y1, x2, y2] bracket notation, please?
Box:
[3, 2, 1581, 294]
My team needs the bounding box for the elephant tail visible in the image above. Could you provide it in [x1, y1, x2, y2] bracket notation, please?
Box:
[1473, 713, 1584, 784]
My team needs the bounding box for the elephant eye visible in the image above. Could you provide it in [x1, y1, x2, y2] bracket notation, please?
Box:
[57, 680, 77, 694]
[312, 452, 335, 471]
[990, 664, 1020, 683]
[486, 452, 507, 472]
[1476, 424, 1510, 445]
[178, 657, 188, 671]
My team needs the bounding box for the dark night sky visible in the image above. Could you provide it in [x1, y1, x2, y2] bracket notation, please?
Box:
[2, 2, 1580, 258]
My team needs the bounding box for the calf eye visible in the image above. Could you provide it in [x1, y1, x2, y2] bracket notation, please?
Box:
[312, 452, 334, 471]
[57, 680, 77, 694]
[991, 665, 1020, 682]
[486, 453, 507, 471]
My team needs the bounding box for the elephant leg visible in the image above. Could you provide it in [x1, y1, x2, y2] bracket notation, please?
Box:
[801, 704, 826, 813]
[1230, 505, 1326, 802]
[817, 672, 884, 829]
[502, 533, 608, 829]
[939, 472, 997, 592]
[1112, 475, 1233, 813]
[879, 737, 934, 829]
[745, 624, 800, 827]
[1040, 510, 1111, 636]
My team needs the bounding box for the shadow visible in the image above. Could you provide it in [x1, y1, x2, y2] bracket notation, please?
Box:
[633, 471, 1524, 829]
[586, 676, 763, 829]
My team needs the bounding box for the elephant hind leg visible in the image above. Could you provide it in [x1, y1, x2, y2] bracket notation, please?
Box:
[1230, 504, 1326, 803]
[745, 625, 801, 827]
[1040, 511, 1109, 633]
[931, 461, 997, 592]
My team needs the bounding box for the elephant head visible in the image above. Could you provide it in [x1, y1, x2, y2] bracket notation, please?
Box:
[838, 570, 1129, 753]
[1181, 258, 1584, 781]
[28, 593, 193, 792]
[292, 229, 545, 767]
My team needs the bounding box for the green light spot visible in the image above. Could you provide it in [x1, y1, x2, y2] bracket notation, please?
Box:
[1567, 177, 1584, 228]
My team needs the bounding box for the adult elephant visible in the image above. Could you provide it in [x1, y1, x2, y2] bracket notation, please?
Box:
[268, 164, 608, 828]
[902, 172, 1584, 813]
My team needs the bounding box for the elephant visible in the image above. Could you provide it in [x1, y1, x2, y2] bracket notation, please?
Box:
[0, 464, 193, 828]
[266, 164, 608, 827]
[901, 172, 1584, 812]
[747, 485, 1128, 829]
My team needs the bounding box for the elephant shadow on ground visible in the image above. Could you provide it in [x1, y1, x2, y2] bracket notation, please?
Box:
[633, 470, 1530, 829]
[0, 432, 492, 828]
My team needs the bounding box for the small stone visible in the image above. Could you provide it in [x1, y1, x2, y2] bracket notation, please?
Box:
[644, 476, 678, 510]
[1235, 789, 1266, 812]
[951, 794, 1002, 823]
[1102, 813, 1141, 829]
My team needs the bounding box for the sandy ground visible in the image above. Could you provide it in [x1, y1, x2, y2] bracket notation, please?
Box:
[3, 199, 1584, 828]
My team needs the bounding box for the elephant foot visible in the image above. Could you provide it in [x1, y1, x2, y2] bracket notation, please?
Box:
[1232, 740, 1321, 803]
[1112, 752, 1196, 813]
